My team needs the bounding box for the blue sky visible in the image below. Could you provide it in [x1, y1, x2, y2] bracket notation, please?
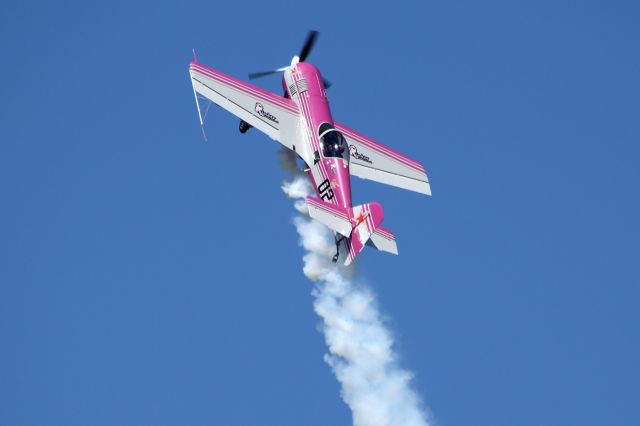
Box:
[1, 1, 639, 425]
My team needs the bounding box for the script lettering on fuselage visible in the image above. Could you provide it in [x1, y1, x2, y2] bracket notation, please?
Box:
[254, 103, 279, 124]
[349, 145, 372, 164]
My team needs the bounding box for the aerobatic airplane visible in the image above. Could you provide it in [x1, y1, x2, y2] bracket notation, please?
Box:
[189, 31, 431, 265]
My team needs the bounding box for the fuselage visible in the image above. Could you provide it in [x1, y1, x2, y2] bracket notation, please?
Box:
[282, 62, 352, 210]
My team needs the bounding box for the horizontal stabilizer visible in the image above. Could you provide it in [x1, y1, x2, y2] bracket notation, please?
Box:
[367, 226, 398, 255]
[305, 197, 352, 237]
[305, 197, 396, 265]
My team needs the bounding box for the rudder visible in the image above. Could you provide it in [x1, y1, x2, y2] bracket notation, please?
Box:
[343, 202, 384, 265]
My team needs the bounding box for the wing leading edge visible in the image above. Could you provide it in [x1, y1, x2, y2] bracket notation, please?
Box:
[189, 61, 300, 149]
[335, 122, 431, 195]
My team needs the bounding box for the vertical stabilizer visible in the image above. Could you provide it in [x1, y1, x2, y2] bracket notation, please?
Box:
[343, 202, 383, 265]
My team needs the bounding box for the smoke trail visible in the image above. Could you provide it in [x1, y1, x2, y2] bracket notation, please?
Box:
[280, 152, 430, 426]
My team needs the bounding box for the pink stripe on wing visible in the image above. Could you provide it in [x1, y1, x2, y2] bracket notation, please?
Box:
[374, 226, 395, 239]
[190, 63, 289, 106]
[307, 197, 347, 216]
[190, 62, 298, 113]
[334, 122, 425, 173]
[192, 67, 291, 111]
[191, 67, 297, 114]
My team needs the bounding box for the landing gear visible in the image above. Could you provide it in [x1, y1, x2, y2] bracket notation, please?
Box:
[332, 235, 346, 263]
[239, 120, 252, 133]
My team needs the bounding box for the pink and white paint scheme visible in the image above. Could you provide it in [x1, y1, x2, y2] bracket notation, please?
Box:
[189, 33, 431, 265]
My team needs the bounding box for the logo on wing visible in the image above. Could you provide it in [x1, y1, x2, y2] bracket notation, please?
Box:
[349, 145, 373, 164]
[254, 103, 279, 124]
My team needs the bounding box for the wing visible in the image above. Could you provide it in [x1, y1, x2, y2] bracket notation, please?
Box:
[335, 122, 431, 195]
[189, 61, 300, 149]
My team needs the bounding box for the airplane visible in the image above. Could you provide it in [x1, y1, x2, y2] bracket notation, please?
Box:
[189, 31, 431, 265]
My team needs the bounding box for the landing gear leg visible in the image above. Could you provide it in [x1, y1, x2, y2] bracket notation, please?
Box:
[332, 236, 345, 263]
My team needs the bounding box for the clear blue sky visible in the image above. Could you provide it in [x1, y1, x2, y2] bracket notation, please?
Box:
[1, 1, 639, 425]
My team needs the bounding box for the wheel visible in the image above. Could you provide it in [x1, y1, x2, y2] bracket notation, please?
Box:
[239, 120, 252, 133]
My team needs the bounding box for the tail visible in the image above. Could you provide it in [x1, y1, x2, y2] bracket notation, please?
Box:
[305, 197, 398, 265]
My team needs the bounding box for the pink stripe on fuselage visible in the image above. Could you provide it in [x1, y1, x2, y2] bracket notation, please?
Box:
[291, 63, 352, 208]
[289, 66, 331, 194]
[293, 65, 335, 206]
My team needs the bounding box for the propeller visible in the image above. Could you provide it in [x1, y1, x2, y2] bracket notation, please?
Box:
[298, 30, 318, 62]
[248, 30, 331, 89]
[248, 67, 288, 80]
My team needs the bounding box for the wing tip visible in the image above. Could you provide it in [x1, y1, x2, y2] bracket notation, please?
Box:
[423, 181, 432, 196]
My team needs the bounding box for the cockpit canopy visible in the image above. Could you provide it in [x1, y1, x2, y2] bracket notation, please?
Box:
[318, 123, 349, 160]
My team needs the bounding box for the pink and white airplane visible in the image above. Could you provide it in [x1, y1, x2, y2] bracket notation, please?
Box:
[189, 31, 431, 265]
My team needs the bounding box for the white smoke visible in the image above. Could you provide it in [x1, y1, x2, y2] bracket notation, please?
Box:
[281, 151, 430, 426]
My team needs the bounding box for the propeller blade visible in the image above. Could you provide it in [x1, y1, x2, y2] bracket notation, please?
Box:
[323, 77, 332, 89]
[248, 67, 288, 80]
[298, 30, 319, 62]
[248, 70, 279, 79]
